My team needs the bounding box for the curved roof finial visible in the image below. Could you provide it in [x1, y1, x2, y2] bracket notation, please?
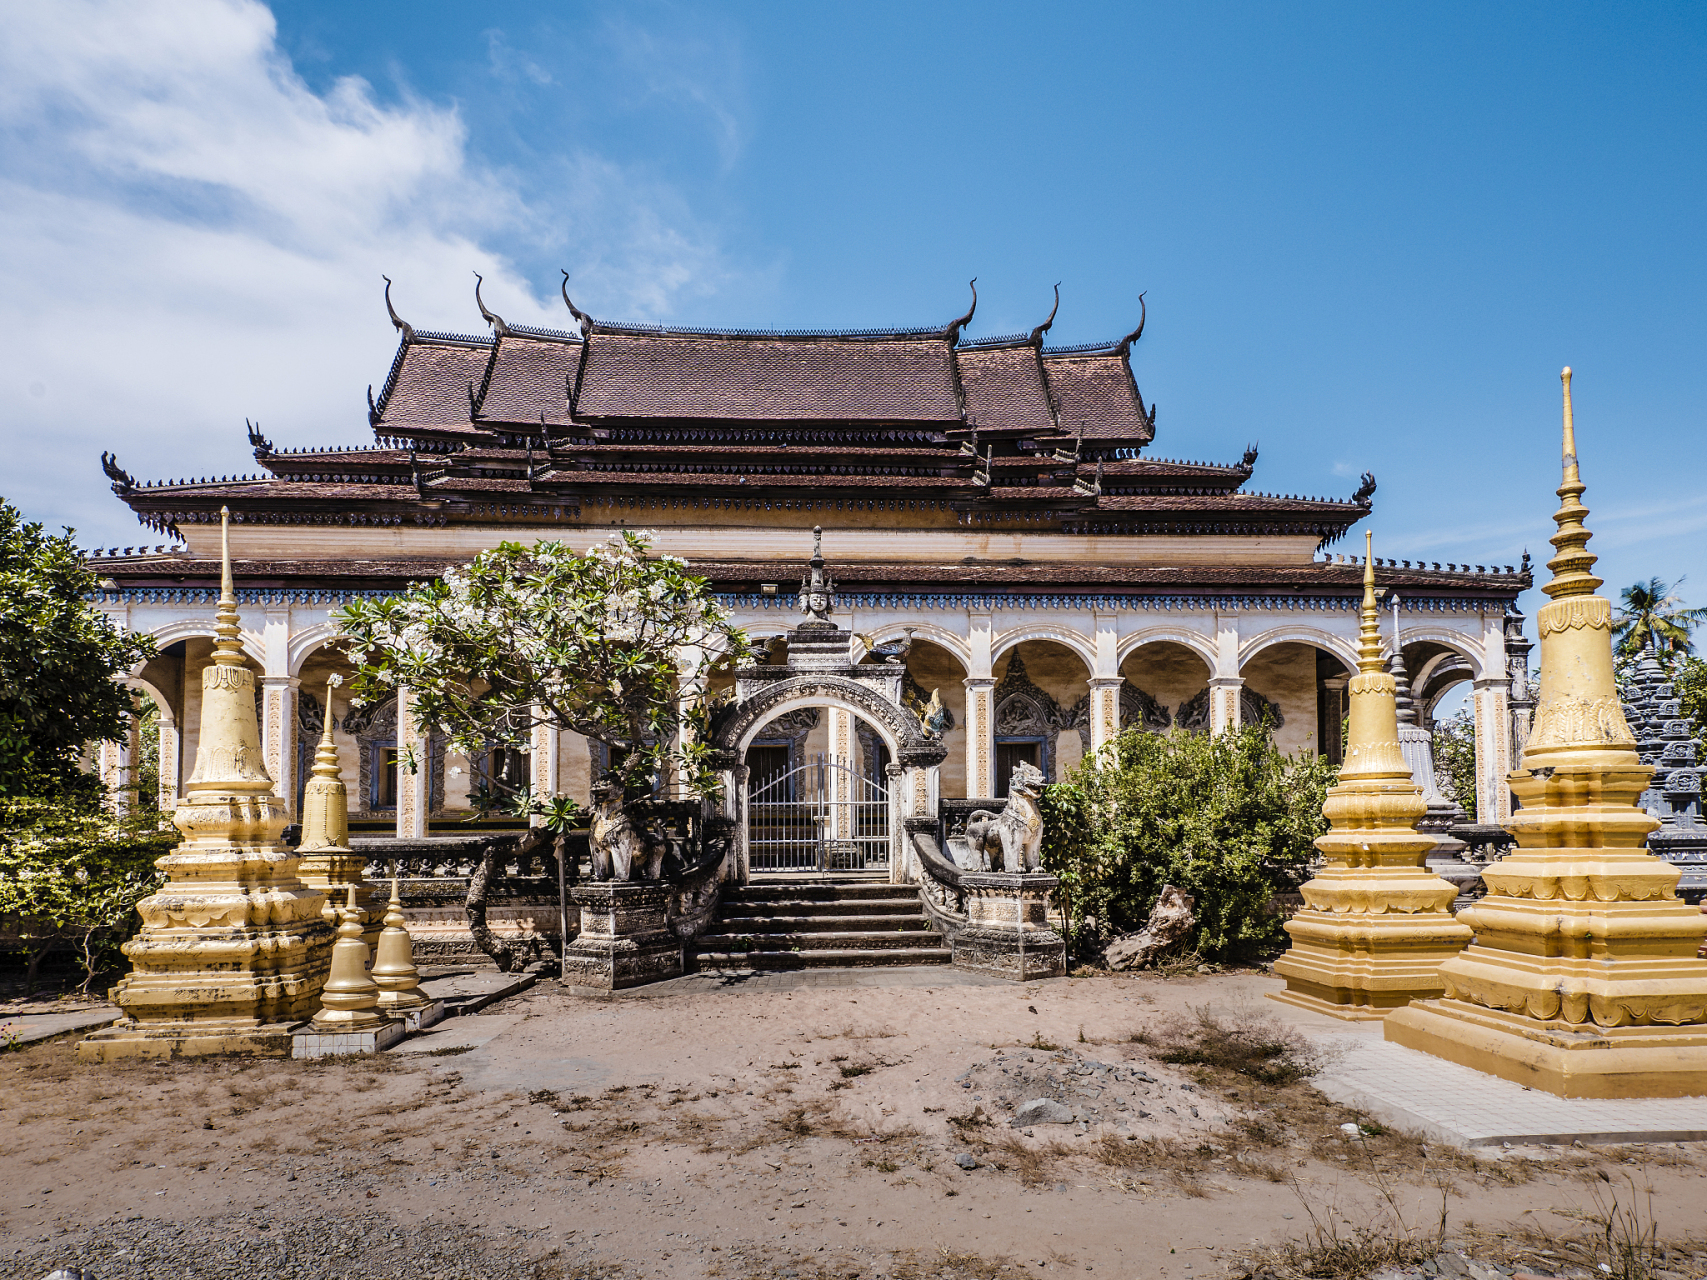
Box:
[381, 275, 415, 343]
[944, 278, 978, 345]
[560, 270, 594, 337]
[1029, 283, 1061, 347]
[1112, 292, 1147, 357]
[473, 271, 510, 337]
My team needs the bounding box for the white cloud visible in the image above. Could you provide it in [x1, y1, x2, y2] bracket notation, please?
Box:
[0, 0, 728, 545]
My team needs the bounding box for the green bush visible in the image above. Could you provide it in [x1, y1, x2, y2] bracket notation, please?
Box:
[0, 795, 176, 992]
[1039, 725, 1336, 964]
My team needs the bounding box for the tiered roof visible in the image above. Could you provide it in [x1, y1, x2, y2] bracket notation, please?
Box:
[104, 280, 1384, 542]
[91, 279, 1529, 605]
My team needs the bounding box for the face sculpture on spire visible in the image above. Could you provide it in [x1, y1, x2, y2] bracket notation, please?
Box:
[798, 525, 836, 623]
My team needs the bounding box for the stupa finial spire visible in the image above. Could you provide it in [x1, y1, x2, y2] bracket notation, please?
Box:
[1545, 366, 1601, 601]
[1356, 531, 1383, 674]
[313, 674, 341, 781]
[212, 506, 242, 667]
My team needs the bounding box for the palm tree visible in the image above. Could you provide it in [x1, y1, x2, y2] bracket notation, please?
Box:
[1613, 577, 1707, 658]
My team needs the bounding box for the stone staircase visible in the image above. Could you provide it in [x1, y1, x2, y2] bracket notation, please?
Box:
[690, 876, 950, 970]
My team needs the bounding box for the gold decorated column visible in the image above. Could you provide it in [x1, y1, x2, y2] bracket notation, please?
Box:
[1269, 534, 1471, 1019]
[1386, 369, 1707, 1096]
[81, 509, 334, 1061]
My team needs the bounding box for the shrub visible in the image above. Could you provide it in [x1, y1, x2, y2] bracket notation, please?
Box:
[0, 795, 175, 992]
[1039, 725, 1335, 963]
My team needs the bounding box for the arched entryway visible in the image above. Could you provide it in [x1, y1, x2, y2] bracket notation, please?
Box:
[708, 675, 947, 884]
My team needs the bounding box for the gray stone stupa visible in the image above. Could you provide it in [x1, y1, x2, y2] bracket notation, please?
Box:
[1622, 638, 1707, 902]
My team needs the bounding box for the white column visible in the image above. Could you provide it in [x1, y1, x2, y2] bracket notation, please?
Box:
[1476, 608, 1514, 822]
[887, 761, 907, 884]
[827, 706, 853, 840]
[729, 763, 751, 884]
[530, 713, 560, 816]
[965, 610, 994, 797]
[98, 726, 132, 814]
[1473, 676, 1513, 823]
[261, 676, 300, 818]
[1211, 614, 1243, 733]
[1089, 610, 1121, 758]
[1088, 678, 1121, 757]
[156, 710, 180, 812]
[396, 686, 429, 839]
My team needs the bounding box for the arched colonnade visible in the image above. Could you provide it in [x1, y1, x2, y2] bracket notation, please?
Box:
[93, 593, 1518, 828]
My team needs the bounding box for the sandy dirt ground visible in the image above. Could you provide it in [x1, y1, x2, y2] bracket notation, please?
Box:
[3, 969, 1705, 1280]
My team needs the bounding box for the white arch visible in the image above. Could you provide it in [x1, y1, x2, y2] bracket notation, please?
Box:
[733, 691, 904, 760]
[1115, 626, 1218, 671]
[288, 621, 345, 676]
[991, 624, 1096, 673]
[1238, 625, 1360, 675]
[1397, 625, 1486, 679]
[132, 618, 265, 668]
[118, 674, 177, 725]
[858, 621, 972, 669]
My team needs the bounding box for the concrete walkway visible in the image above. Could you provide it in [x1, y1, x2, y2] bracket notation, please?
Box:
[2, 1006, 118, 1046]
[1252, 980, 1707, 1147]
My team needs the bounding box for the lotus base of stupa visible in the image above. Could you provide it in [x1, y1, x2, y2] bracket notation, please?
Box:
[1385, 999, 1707, 1098]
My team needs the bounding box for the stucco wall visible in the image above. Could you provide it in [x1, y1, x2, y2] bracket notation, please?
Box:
[1241, 641, 1320, 756]
[1120, 640, 1211, 726]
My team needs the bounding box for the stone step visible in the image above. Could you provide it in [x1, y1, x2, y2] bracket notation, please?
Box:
[720, 899, 923, 920]
[697, 928, 942, 952]
[727, 881, 906, 902]
[689, 946, 952, 971]
[715, 911, 931, 934]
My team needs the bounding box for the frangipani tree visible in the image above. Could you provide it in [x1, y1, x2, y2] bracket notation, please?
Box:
[336, 530, 746, 858]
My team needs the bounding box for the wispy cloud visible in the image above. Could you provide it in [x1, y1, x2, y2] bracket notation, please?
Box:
[485, 30, 553, 87]
[0, 0, 730, 543]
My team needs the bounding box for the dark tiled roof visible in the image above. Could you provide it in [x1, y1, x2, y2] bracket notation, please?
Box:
[377, 342, 488, 427]
[478, 335, 577, 425]
[574, 333, 961, 422]
[1043, 351, 1153, 443]
[1092, 494, 1358, 514]
[956, 346, 1054, 434]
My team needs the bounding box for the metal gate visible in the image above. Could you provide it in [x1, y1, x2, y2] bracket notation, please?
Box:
[747, 753, 890, 873]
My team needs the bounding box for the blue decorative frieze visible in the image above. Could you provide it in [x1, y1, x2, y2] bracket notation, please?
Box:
[712, 592, 1492, 614]
[89, 588, 401, 606]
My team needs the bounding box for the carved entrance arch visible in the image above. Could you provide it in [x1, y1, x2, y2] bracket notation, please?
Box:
[708, 674, 948, 884]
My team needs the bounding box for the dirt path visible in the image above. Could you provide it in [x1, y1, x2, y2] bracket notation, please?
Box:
[3, 970, 1703, 1280]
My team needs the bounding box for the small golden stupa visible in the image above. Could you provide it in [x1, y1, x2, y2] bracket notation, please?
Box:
[1269, 532, 1471, 1018]
[295, 673, 379, 951]
[310, 883, 387, 1031]
[1386, 370, 1707, 1096]
[80, 510, 334, 1061]
[371, 873, 431, 1014]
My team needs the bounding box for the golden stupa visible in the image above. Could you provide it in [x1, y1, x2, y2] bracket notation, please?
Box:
[1385, 370, 1707, 1096]
[80, 509, 334, 1061]
[1269, 532, 1472, 1018]
[295, 673, 380, 951]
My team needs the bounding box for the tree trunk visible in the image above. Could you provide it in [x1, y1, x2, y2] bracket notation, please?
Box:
[465, 836, 518, 973]
[464, 830, 551, 973]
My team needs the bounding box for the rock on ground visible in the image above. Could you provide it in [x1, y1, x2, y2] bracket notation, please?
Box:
[1104, 884, 1196, 971]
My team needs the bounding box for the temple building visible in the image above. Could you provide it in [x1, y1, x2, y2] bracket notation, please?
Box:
[88, 279, 1530, 868]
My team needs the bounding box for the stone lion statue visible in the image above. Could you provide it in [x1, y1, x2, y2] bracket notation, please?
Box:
[964, 761, 1046, 873]
[587, 780, 666, 882]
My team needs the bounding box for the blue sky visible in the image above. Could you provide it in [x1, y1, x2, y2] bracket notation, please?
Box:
[2, 2, 1703, 639]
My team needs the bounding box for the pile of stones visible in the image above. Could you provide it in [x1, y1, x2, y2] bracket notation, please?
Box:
[953, 1047, 1219, 1134]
